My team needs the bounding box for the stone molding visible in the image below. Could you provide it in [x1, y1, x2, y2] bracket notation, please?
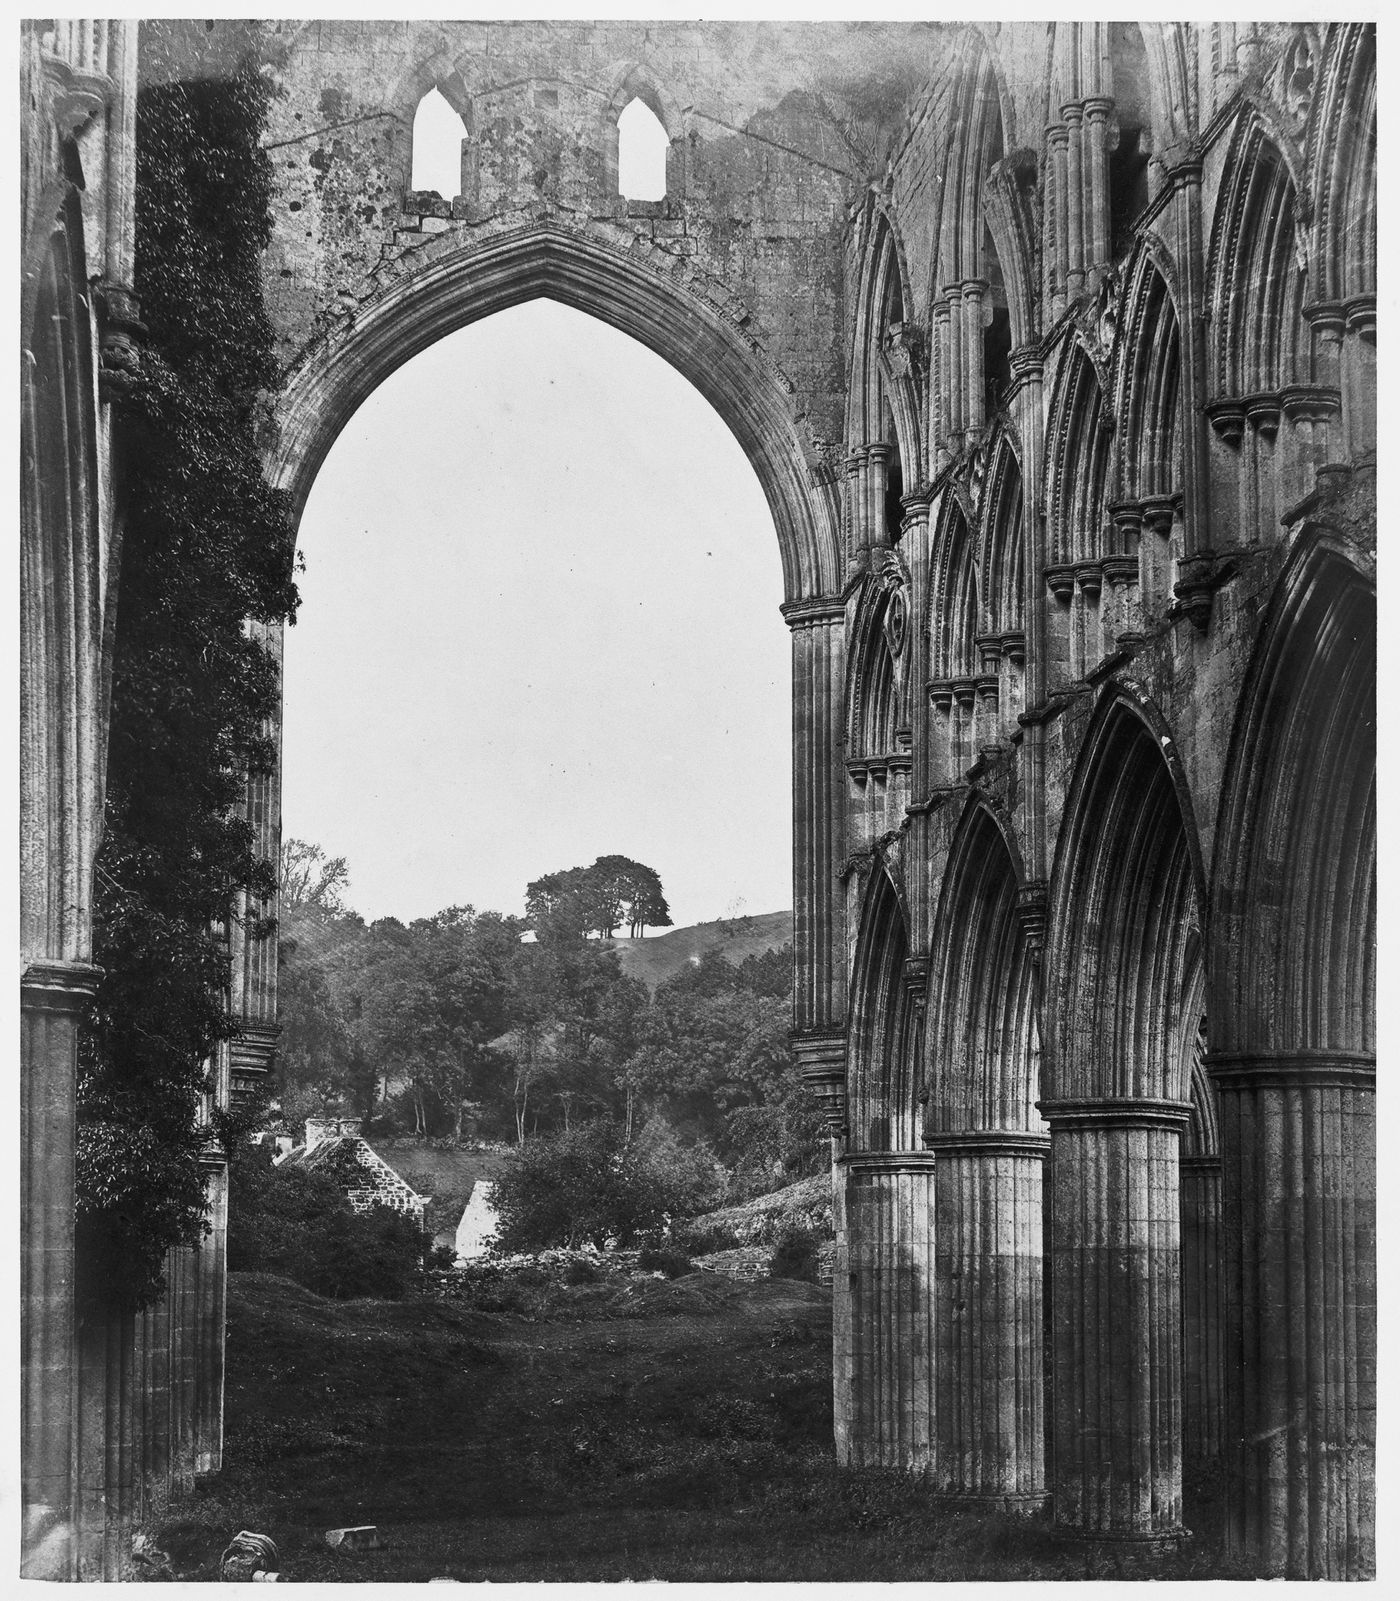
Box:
[1207, 1050, 1374, 1092]
[780, 594, 844, 628]
[21, 961, 102, 1012]
[840, 1150, 939, 1177]
[922, 1129, 1049, 1156]
[1037, 1096, 1193, 1131]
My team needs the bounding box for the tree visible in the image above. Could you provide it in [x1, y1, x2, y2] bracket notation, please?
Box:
[280, 838, 350, 915]
[525, 855, 673, 941]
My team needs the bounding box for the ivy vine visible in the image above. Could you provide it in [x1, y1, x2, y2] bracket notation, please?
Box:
[77, 34, 300, 1310]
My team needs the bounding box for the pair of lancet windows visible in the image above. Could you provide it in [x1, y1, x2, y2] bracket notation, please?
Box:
[408, 85, 668, 201]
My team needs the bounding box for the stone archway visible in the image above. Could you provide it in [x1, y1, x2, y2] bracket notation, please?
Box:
[263, 218, 849, 1087]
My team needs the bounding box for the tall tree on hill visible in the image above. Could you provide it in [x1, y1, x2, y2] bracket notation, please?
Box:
[526, 855, 673, 940]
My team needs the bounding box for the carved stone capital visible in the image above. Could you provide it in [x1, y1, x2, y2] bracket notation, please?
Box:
[22, 960, 103, 1014]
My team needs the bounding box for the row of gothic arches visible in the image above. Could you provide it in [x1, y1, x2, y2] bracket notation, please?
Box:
[835, 21, 1374, 1578]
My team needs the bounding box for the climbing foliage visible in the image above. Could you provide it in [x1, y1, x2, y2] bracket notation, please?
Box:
[77, 44, 299, 1310]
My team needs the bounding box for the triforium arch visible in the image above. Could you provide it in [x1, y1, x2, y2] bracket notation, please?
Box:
[1208, 534, 1375, 1578]
[847, 200, 922, 560]
[924, 796, 1046, 1508]
[1043, 685, 1206, 1543]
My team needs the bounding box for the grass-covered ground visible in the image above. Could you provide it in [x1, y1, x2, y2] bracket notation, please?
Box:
[157, 1263, 1243, 1582]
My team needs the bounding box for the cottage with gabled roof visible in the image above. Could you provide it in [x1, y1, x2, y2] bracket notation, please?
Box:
[277, 1119, 428, 1229]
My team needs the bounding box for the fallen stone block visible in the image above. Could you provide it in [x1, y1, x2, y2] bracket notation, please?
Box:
[325, 1526, 383, 1552]
[220, 1531, 279, 1581]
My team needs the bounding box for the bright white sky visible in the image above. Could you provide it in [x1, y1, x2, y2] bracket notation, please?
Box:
[283, 299, 792, 929]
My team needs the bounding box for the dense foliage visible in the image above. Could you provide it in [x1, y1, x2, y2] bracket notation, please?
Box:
[77, 47, 299, 1309]
[273, 851, 821, 1212]
[228, 1145, 424, 1300]
[491, 1120, 721, 1252]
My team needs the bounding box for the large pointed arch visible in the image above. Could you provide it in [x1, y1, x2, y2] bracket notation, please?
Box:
[1047, 687, 1204, 1103]
[1308, 24, 1375, 305]
[1205, 532, 1375, 1578]
[273, 223, 840, 603]
[977, 425, 1024, 639]
[847, 864, 917, 1152]
[926, 798, 1039, 1133]
[1210, 537, 1374, 1059]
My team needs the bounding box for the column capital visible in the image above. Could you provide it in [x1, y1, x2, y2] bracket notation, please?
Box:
[923, 1129, 1050, 1157]
[840, 1150, 939, 1178]
[21, 960, 103, 1013]
[779, 594, 845, 629]
[1207, 1051, 1375, 1093]
[1037, 1096, 1192, 1131]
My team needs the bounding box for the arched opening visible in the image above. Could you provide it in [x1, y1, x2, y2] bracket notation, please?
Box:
[928, 499, 981, 779]
[410, 86, 466, 198]
[1047, 345, 1111, 679]
[1044, 694, 1202, 1541]
[1208, 543, 1374, 1577]
[616, 96, 668, 200]
[846, 868, 915, 1153]
[286, 297, 791, 940]
[925, 803, 1046, 1504]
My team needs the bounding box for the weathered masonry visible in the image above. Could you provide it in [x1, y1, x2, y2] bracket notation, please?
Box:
[20, 19, 1374, 1580]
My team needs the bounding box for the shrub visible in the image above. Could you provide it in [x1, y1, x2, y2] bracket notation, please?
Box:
[769, 1223, 820, 1283]
[228, 1144, 424, 1299]
[637, 1246, 693, 1279]
[562, 1257, 598, 1286]
[493, 1120, 714, 1253]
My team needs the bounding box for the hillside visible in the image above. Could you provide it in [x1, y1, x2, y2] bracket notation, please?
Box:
[607, 909, 792, 992]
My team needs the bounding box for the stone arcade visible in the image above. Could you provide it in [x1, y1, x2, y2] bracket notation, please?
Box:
[20, 19, 1374, 1580]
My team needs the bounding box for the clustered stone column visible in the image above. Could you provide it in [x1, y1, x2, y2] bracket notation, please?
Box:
[1040, 1098, 1190, 1542]
[927, 1132, 1048, 1507]
[1210, 1054, 1375, 1579]
[834, 1151, 939, 1469]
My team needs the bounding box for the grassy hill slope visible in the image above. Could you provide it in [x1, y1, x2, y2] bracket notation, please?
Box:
[607, 909, 792, 992]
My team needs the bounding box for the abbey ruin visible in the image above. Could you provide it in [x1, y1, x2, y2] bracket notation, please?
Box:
[21, 19, 1375, 1580]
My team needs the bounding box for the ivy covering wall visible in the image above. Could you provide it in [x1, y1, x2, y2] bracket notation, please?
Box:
[77, 30, 299, 1310]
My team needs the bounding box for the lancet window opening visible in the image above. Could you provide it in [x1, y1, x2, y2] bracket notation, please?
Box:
[410, 85, 468, 198]
[617, 96, 669, 201]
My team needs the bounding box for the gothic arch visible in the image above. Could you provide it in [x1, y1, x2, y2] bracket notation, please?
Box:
[1207, 117, 1310, 397]
[845, 569, 906, 760]
[272, 223, 840, 603]
[927, 798, 1039, 1132]
[1307, 24, 1375, 304]
[1209, 537, 1374, 1057]
[847, 863, 917, 1152]
[928, 494, 979, 679]
[1046, 339, 1111, 565]
[976, 424, 1024, 638]
[849, 202, 923, 491]
[1114, 246, 1182, 502]
[21, 190, 102, 964]
[602, 62, 682, 198]
[1047, 687, 1205, 1103]
[1205, 532, 1374, 1578]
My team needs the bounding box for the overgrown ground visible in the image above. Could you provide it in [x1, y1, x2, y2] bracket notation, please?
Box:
[157, 1265, 1243, 1582]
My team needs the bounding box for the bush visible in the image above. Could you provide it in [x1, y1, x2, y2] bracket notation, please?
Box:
[769, 1223, 820, 1283]
[492, 1120, 716, 1253]
[637, 1246, 693, 1279]
[228, 1144, 424, 1299]
[562, 1257, 598, 1286]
